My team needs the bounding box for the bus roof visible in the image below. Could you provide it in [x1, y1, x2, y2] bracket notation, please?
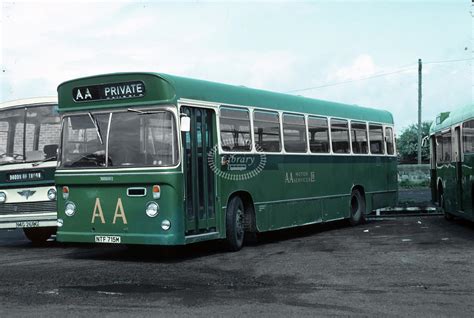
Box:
[0, 97, 57, 110]
[58, 72, 394, 124]
[430, 103, 474, 134]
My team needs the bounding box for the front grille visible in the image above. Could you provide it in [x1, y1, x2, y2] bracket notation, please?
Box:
[0, 201, 56, 214]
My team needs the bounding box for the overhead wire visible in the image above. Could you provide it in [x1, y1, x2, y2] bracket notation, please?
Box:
[286, 57, 473, 94]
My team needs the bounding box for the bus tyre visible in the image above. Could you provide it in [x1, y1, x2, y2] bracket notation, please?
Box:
[349, 190, 366, 226]
[226, 196, 245, 251]
[440, 194, 454, 221]
[23, 227, 56, 244]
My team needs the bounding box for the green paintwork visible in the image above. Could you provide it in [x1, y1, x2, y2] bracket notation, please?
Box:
[430, 104, 474, 134]
[430, 104, 474, 221]
[58, 73, 393, 124]
[56, 72, 397, 246]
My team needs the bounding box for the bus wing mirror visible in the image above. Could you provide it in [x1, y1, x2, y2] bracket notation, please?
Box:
[180, 115, 190, 132]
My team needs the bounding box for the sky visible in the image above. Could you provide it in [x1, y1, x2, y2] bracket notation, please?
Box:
[0, 0, 472, 132]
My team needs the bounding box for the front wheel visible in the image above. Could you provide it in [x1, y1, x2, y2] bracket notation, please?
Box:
[23, 227, 56, 243]
[225, 196, 245, 251]
[349, 190, 366, 226]
[440, 194, 454, 221]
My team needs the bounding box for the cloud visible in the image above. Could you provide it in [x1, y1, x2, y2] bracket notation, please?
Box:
[1, 1, 471, 133]
[333, 54, 377, 81]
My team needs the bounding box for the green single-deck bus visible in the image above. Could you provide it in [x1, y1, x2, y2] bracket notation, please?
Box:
[429, 104, 474, 221]
[0, 97, 61, 242]
[56, 73, 397, 250]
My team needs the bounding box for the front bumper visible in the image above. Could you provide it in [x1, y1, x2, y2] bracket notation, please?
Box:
[57, 230, 183, 246]
[0, 212, 57, 229]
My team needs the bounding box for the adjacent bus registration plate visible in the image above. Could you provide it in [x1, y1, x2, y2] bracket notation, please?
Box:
[16, 221, 39, 228]
[95, 235, 121, 244]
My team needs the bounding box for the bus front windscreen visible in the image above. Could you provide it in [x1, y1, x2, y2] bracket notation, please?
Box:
[0, 105, 60, 164]
[60, 110, 178, 168]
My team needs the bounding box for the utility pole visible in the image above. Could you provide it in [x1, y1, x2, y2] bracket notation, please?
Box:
[417, 58, 422, 165]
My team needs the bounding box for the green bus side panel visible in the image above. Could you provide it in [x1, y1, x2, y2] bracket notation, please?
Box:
[463, 153, 474, 216]
[430, 169, 438, 203]
[437, 165, 457, 212]
[218, 155, 397, 232]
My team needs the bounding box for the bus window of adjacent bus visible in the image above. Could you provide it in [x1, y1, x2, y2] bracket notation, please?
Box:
[12, 106, 61, 162]
[330, 119, 350, 154]
[435, 134, 443, 164]
[435, 132, 452, 163]
[463, 120, 474, 153]
[13, 123, 35, 157]
[385, 127, 395, 155]
[369, 124, 384, 154]
[308, 116, 329, 153]
[253, 110, 281, 152]
[283, 113, 307, 153]
[442, 132, 452, 162]
[0, 122, 8, 154]
[351, 122, 368, 154]
[219, 108, 251, 152]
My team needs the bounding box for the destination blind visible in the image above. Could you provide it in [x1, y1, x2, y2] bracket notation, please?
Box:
[72, 81, 146, 102]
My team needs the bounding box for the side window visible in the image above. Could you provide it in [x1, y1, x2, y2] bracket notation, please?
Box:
[351, 122, 368, 154]
[283, 114, 307, 153]
[369, 124, 384, 154]
[14, 123, 35, 154]
[308, 116, 329, 153]
[435, 134, 443, 164]
[253, 110, 281, 152]
[463, 119, 474, 153]
[330, 119, 350, 153]
[219, 108, 251, 152]
[385, 127, 395, 155]
[0, 122, 8, 154]
[442, 131, 452, 162]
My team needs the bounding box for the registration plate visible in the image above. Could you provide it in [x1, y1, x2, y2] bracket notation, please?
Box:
[94, 235, 121, 244]
[16, 221, 39, 228]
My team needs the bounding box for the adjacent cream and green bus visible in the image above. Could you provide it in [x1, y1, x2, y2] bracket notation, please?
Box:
[0, 97, 60, 242]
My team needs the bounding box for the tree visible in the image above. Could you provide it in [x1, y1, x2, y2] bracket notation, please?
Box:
[396, 121, 432, 163]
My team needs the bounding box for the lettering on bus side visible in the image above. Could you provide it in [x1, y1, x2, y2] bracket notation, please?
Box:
[91, 198, 128, 225]
[285, 171, 316, 184]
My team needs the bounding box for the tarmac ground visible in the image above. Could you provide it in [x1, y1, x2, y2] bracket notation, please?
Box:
[0, 188, 473, 317]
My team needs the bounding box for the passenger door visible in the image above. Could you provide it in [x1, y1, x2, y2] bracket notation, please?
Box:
[181, 106, 217, 235]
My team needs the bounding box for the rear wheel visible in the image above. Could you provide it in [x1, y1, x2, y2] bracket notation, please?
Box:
[349, 189, 366, 226]
[225, 196, 245, 251]
[23, 227, 56, 243]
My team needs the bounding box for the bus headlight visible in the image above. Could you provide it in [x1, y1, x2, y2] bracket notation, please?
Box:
[65, 202, 76, 217]
[47, 188, 57, 201]
[161, 219, 171, 231]
[0, 192, 6, 203]
[145, 202, 159, 218]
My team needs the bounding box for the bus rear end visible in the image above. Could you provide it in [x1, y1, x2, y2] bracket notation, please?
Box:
[56, 73, 186, 245]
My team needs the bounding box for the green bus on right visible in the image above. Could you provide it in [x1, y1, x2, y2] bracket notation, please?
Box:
[429, 104, 474, 221]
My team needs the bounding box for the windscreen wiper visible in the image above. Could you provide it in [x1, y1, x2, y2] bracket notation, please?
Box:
[127, 108, 162, 115]
[88, 112, 104, 145]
